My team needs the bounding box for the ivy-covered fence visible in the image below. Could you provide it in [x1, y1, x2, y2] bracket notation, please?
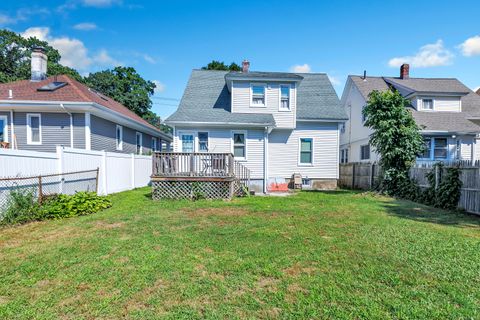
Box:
[339, 162, 480, 215]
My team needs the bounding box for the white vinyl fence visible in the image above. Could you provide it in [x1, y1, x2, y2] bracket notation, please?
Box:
[0, 146, 152, 195]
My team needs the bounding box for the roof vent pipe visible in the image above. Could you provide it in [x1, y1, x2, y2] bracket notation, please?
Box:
[362, 70, 367, 81]
[31, 47, 48, 82]
[8, 89, 13, 99]
[242, 59, 250, 73]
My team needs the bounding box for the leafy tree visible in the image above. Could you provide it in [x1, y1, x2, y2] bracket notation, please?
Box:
[202, 60, 241, 71]
[85, 67, 170, 132]
[85, 66, 155, 118]
[0, 29, 82, 83]
[363, 90, 424, 195]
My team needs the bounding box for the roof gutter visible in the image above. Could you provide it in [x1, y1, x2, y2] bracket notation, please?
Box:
[165, 120, 276, 128]
[0, 100, 172, 141]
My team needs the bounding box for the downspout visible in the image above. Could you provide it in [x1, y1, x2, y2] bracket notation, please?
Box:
[60, 103, 73, 148]
[263, 126, 269, 194]
[9, 110, 14, 149]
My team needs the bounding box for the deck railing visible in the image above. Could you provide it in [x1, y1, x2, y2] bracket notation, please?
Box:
[153, 152, 237, 178]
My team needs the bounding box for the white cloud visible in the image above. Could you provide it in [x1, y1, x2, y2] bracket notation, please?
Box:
[290, 64, 311, 73]
[81, 0, 121, 7]
[459, 35, 480, 57]
[0, 7, 49, 26]
[328, 75, 341, 86]
[73, 22, 98, 31]
[388, 40, 454, 68]
[93, 49, 121, 66]
[153, 80, 165, 93]
[143, 54, 156, 64]
[21, 27, 119, 72]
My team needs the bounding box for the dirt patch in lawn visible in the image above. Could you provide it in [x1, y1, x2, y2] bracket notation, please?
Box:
[94, 221, 125, 230]
[185, 207, 250, 217]
[283, 263, 318, 277]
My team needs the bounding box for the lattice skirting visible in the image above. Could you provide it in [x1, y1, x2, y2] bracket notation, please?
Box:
[152, 180, 234, 200]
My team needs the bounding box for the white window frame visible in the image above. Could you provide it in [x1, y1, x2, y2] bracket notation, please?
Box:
[298, 137, 314, 166]
[360, 144, 370, 160]
[151, 137, 157, 152]
[197, 131, 209, 152]
[135, 132, 143, 155]
[361, 105, 367, 123]
[178, 131, 195, 153]
[0, 115, 8, 143]
[250, 83, 267, 108]
[116, 125, 123, 151]
[231, 130, 247, 161]
[279, 84, 291, 111]
[420, 98, 434, 111]
[26, 113, 42, 145]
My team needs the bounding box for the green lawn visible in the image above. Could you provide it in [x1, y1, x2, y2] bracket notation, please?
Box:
[1, 189, 480, 319]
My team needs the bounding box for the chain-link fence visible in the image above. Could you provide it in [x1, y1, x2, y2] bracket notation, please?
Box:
[0, 169, 99, 213]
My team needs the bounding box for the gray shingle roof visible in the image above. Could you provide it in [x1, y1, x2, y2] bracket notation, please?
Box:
[296, 73, 347, 120]
[384, 77, 471, 95]
[348, 75, 480, 133]
[225, 71, 303, 81]
[166, 69, 346, 125]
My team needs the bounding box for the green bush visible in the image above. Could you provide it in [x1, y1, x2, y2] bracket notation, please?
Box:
[1, 191, 112, 226]
[40, 192, 112, 220]
[1, 188, 41, 225]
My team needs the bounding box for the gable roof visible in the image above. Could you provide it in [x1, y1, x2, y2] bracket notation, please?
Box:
[166, 69, 346, 126]
[0, 75, 165, 134]
[348, 75, 480, 133]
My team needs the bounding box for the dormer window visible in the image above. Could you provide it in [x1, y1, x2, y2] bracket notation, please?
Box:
[421, 98, 433, 110]
[279, 85, 290, 111]
[251, 84, 266, 107]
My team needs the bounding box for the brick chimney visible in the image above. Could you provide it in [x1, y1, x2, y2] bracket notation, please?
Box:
[400, 63, 409, 79]
[242, 59, 250, 73]
[31, 47, 47, 81]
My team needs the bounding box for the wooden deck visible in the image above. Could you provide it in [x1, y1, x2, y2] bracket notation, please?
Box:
[151, 152, 250, 200]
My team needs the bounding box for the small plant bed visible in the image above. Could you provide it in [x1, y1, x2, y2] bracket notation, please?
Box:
[0, 188, 479, 318]
[0, 190, 112, 226]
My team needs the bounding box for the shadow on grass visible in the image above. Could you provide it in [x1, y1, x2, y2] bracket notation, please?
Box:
[381, 199, 480, 228]
[302, 189, 362, 195]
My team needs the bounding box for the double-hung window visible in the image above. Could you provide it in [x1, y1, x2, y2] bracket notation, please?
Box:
[299, 138, 313, 165]
[116, 125, 123, 151]
[279, 85, 290, 111]
[420, 137, 431, 159]
[433, 138, 447, 159]
[0, 115, 7, 143]
[27, 114, 41, 145]
[136, 132, 143, 155]
[360, 144, 370, 160]
[198, 132, 209, 152]
[361, 106, 367, 123]
[251, 84, 266, 107]
[151, 137, 157, 152]
[232, 131, 246, 160]
[422, 98, 434, 110]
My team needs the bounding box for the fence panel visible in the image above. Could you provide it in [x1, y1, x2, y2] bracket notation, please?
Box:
[340, 162, 480, 215]
[0, 147, 153, 198]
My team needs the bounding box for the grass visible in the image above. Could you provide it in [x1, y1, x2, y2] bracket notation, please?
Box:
[1, 189, 480, 319]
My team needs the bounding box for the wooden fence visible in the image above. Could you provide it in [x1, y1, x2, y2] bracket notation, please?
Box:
[339, 162, 480, 215]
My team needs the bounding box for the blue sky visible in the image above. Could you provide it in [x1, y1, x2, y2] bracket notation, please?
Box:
[1, 0, 480, 119]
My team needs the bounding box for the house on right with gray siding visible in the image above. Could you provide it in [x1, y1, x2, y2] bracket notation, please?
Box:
[0, 47, 171, 154]
[340, 64, 480, 164]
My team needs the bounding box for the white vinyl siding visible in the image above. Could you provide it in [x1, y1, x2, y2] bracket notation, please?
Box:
[268, 122, 339, 179]
[417, 96, 461, 112]
[173, 127, 265, 179]
[232, 81, 296, 129]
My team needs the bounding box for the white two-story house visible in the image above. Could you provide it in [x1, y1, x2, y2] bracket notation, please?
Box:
[165, 60, 348, 193]
[340, 64, 480, 164]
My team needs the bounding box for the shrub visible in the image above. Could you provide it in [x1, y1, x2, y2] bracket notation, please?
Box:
[40, 192, 112, 220]
[1, 188, 41, 225]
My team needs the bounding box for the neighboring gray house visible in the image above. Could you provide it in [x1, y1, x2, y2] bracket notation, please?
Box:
[340, 64, 480, 164]
[0, 48, 171, 154]
[165, 60, 348, 192]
